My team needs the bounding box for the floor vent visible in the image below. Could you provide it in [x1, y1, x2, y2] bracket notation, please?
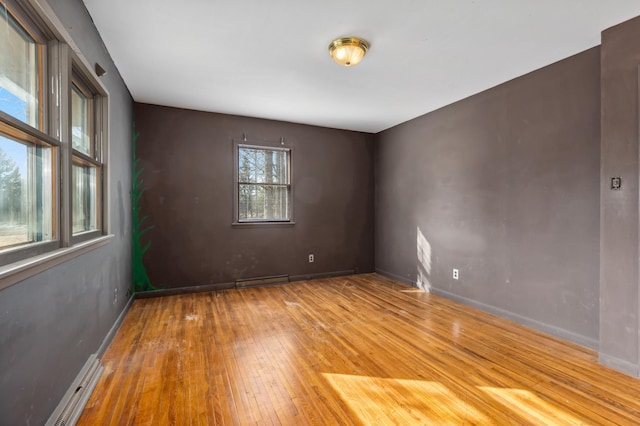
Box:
[236, 274, 289, 289]
[46, 354, 104, 426]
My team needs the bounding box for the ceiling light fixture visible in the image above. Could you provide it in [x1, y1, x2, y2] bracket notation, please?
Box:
[328, 37, 369, 67]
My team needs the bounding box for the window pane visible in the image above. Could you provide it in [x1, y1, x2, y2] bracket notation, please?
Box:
[239, 184, 289, 221]
[71, 84, 91, 155]
[72, 162, 98, 233]
[0, 134, 53, 249]
[238, 147, 288, 184]
[0, 4, 40, 129]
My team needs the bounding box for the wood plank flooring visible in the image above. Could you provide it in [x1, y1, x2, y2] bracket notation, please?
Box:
[78, 274, 640, 425]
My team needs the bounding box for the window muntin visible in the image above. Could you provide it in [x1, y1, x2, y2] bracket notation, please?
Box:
[238, 145, 291, 222]
[0, 3, 41, 129]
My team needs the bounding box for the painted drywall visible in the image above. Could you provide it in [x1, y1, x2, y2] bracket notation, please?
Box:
[375, 47, 601, 348]
[0, 0, 133, 424]
[599, 15, 640, 376]
[134, 104, 375, 289]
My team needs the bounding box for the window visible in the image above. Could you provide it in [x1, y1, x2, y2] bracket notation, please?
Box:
[0, 2, 41, 129]
[71, 82, 91, 155]
[0, 2, 56, 260]
[71, 75, 103, 240]
[0, 0, 108, 269]
[235, 144, 291, 223]
[0, 126, 56, 253]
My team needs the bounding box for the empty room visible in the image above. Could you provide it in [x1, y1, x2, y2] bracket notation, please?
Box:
[3, 0, 640, 424]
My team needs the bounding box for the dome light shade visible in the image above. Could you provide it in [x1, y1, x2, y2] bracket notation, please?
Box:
[328, 37, 369, 67]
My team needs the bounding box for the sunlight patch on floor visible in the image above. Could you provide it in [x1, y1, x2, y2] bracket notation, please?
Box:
[479, 386, 583, 425]
[323, 373, 489, 424]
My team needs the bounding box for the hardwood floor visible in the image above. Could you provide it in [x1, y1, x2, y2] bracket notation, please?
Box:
[78, 274, 640, 425]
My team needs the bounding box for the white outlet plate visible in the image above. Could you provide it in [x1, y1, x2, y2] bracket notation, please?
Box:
[453, 269, 459, 280]
[309, 254, 314, 263]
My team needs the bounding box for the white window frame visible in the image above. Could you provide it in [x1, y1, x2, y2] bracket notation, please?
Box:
[233, 140, 294, 226]
[0, 0, 111, 290]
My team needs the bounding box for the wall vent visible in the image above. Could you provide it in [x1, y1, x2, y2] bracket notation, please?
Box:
[235, 274, 289, 289]
[46, 354, 104, 426]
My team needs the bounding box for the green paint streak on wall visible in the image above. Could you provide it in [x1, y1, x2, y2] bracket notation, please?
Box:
[132, 126, 155, 292]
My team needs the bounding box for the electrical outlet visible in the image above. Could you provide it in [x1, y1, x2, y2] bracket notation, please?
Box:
[309, 254, 314, 263]
[113, 288, 118, 304]
[453, 269, 459, 280]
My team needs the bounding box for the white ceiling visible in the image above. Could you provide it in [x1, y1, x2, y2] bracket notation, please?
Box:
[82, 0, 640, 133]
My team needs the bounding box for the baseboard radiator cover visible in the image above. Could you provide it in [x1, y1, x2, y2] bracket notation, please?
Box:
[46, 354, 104, 426]
[235, 274, 290, 289]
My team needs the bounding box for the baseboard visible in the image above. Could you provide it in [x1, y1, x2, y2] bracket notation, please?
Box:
[367, 269, 602, 351]
[135, 281, 235, 299]
[97, 293, 135, 357]
[45, 354, 103, 426]
[599, 353, 640, 377]
[430, 287, 599, 351]
[45, 293, 136, 425]
[289, 269, 356, 282]
[135, 271, 362, 297]
[375, 268, 416, 287]
[236, 274, 289, 289]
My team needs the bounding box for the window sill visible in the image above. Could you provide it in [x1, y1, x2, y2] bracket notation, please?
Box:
[232, 221, 296, 228]
[0, 235, 114, 291]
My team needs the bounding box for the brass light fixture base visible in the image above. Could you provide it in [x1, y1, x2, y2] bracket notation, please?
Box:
[328, 37, 370, 67]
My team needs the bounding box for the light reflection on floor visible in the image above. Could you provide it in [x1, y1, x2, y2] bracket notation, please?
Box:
[324, 373, 586, 425]
[479, 386, 584, 425]
[323, 373, 489, 424]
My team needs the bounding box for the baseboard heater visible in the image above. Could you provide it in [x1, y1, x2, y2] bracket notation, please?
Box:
[235, 274, 290, 289]
[46, 354, 103, 426]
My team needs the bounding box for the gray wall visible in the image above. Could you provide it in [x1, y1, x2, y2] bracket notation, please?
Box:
[375, 47, 601, 348]
[0, 0, 133, 425]
[2, 5, 637, 425]
[599, 15, 640, 376]
[134, 103, 375, 289]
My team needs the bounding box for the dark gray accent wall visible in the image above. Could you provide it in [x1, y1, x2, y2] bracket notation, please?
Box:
[375, 48, 601, 348]
[0, 0, 133, 425]
[599, 15, 640, 376]
[134, 103, 375, 289]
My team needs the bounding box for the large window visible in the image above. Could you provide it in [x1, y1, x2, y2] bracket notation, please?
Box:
[0, 0, 108, 267]
[0, 2, 55, 259]
[71, 76, 103, 240]
[236, 144, 291, 223]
